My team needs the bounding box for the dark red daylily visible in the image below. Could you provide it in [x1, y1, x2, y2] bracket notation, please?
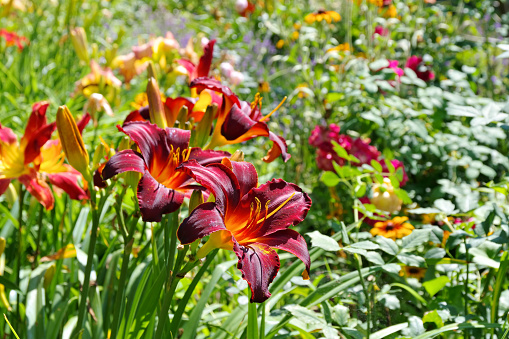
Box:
[177, 158, 311, 302]
[177, 39, 216, 82]
[190, 77, 291, 163]
[0, 102, 89, 209]
[101, 121, 229, 222]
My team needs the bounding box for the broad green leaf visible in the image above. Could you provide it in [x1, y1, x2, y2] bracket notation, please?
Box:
[321, 172, 340, 187]
[422, 310, 444, 328]
[375, 236, 398, 255]
[351, 241, 379, 250]
[423, 276, 450, 296]
[307, 231, 340, 252]
[402, 229, 431, 249]
[371, 323, 408, 339]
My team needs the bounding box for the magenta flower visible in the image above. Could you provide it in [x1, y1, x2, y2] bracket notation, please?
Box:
[405, 56, 435, 82]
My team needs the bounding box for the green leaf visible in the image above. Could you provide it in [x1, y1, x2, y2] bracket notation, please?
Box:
[363, 251, 385, 265]
[375, 236, 398, 256]
[307, 231, 340, 252]
[397, 254, 426, 267]
[371, 159, 383, 172]
[351, 241, 380, 250]
[470, 248, 500, 268]
[0, 276, 20, 292]
[422, 310, 444, 328]
[423, 276, 450, 297]
[331, 141, 349, 159]
[371, 323, 408, 339]
[412, 322, 500, 339]
[321, 172, 340, 187]
[391, 283, 428, 306]
[402, 229, 431, 249]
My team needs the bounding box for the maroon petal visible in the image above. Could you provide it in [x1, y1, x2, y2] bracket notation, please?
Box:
[179, 160, 240, 215]
[137, 172, 185, 222]
[77, 112, 91, 134]
[188, 148, 230, 165]
[102, 149, 146, 180]
[23, 101, 50, 138]
[177, 202, 227, 244]
[255, 229, 310, 275]
[262, 131, 291, 163]
[197, 39, 215, 78]
[19, 172, 54, 210]
[234, 242, 280, 303]
[189, 77, 240, 108]
[221, 103, 269, 141]
[0, 179, 11, 196]
[23, 122, 56, 165]
[0, 124, 17, 144]
[222, 158, 258, 198]
[237, 179, 311, 239]
[48, 169, 88, 200]
[164, 97, 195, 126]
[123, 107, 150, 125]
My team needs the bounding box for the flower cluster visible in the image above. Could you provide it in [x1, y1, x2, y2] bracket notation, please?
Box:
[0, 29, 28, 50]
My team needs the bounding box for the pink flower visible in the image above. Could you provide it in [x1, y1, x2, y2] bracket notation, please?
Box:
[405, 56, 435, 82]
[374, 25, 389, 37]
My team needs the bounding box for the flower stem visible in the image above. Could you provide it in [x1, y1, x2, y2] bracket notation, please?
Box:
[260, 302, 266, 339]
[33, 203, 44, 269]
[72, 191, 100, 338]
[16, 187, 25, 329]
[247, 290, 259, 339]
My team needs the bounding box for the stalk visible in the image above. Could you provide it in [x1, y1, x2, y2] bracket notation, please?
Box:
[16, 188, 26, 329]
[33, 203, 45, 268]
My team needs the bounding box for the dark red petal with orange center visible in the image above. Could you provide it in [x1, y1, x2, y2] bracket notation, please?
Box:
[19, 172, 54, 210]
[23, 101, 50, 140]
[0, 179, 11, 195]
[77, 113, 91, 134]
[123, 107, 150, 125]
[221, 103, 269, 142]
[177, 202, 227, 244]
[234, 242, 280, 303]
[255, 229, 310, 275]
[188, 148, 230, 165]
[177, 59, 196, 79]
[102, 149, 146, 180]
[221, 159, 258, 198]
[48, 168, 88, 200]
[262, 131, 291, 163]
[136, 172, 185, 222]
[94, 163, 107, 188]
[24, 122, 56, 165]
[0, 124, 17, 144]
[197, 39, 215, 78]
[235, 179, 311, 239]
[189, 77, 240, 108]
[179, 160, 240, 215]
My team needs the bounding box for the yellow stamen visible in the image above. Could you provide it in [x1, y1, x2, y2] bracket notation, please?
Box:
[259, 96, 287, 122]
[257, 192, 295, 224]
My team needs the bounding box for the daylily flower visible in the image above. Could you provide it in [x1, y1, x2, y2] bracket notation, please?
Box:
[177, 158, 311, 302]
[0, 102, 89, 210]
[190, 77, 290, 163]
[370, 216, 414, 240]
[0, 29, 28, 50]
[101, 121, 229, 222]
[73, 60, 122, 104]
[304, 10, 341, 24]
[177, 39, 215, 82]
[405, 56, 435, 82]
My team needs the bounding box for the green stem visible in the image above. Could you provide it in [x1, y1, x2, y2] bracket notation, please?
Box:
[355, 254, 370, 338]
[72, 194, 100, 338]
[260, 303, 266, 339]
[33, 203, 45, 269]
[16, 188, 26, 329]
[247, 291, 259, 339]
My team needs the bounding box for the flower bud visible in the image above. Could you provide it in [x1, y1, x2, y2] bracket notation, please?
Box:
[70, 27, 89, 63]
[83, 93, 113, 126]
[189, 189, 204, 213]
[0, 238, 5, 257]
[147, 77, 168, 128]
[56, 105, 91, 181]
[230, 150, 245, 162]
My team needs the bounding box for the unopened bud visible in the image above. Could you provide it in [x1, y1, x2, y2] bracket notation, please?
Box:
[56, 106, 91, 182]
[147, 77, 167, 128]
[230, 150, 245, 162]
[70, 27, 89, 63]
[189, 190, 204, 213]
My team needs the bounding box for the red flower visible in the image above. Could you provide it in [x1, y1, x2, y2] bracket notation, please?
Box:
[190, 77, 290, 163]
[101, 122, 229, 222]
[0, 102, 89, 209]
[405, 56, 435, 82]
[177, 40, 216, 82]
[0, 29, 28, 50]
[177, 158, 311, 302]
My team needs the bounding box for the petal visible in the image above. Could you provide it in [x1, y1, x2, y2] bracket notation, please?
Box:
[262, 131, 291, 163]
[196, 39, 215, 78]
[77, 112, 91, 134]
[235, 179, 311, 238]
[221, 158, 258, 198]
[19, 173, 54, 210]
[177, 59, 196, 79]
[23, 122, 56, 165]
[189, 77, 240, 108]
[0, 124, 17, 144]
[123, 107, 150, 125]
[254, 229, 310, 275]
[188, 148, 230, 166]
[164, 97, 195, 126]
[48, 169, 88, 200]
[179, 160, 240, 215]
[0, 179, 11, 196]
[177, 202, 227, 244]
[234, 242, 280, 303]
[23, 101, 50, 139]
[102, 149, 146, 180]
[136, 172, 185, 222]
[221, 104, 269, 142]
